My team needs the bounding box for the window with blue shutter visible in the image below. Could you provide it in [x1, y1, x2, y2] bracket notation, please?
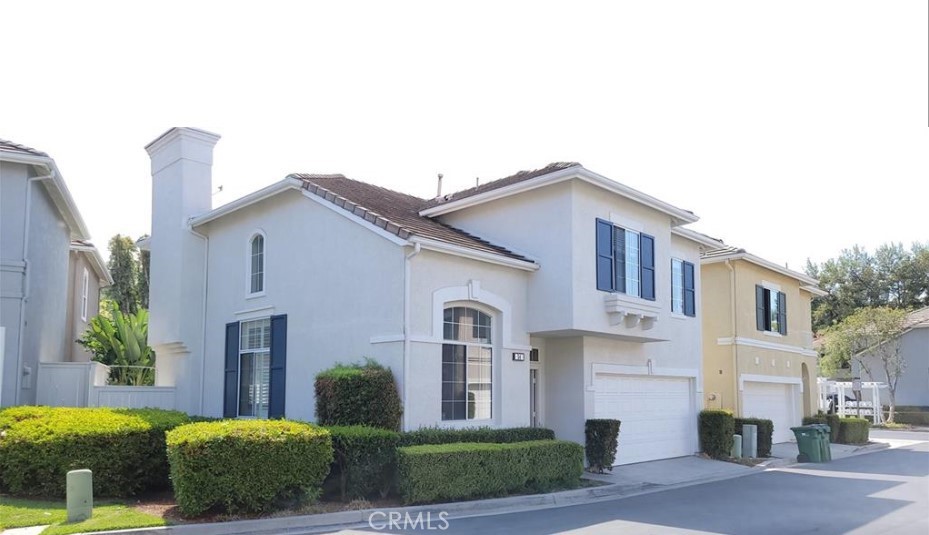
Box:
[269, 314, 287, 418]
[223, 315, 287, 419]
[596, 219, 614, 292]
[595, 220, 657, 300]
[640, 234, 655, 301]
[683, 261, 695, 316]
[223, 322, 239, 418]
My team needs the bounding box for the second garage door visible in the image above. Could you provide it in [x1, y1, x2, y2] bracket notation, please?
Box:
[742, 381, 799, 443]
[593, 374, 695, 465]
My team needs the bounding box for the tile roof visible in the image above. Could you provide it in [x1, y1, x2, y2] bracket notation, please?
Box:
[422, 162, 582, 209]
[0, 138, 48, 157]
[290, 174, 533, 263]
[701, 245, 745, 259]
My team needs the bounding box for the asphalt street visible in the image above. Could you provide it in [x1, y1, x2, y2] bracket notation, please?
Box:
[334, 433, 928, 535]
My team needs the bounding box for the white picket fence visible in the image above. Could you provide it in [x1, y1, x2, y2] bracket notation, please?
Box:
[36, 361, 176, 410]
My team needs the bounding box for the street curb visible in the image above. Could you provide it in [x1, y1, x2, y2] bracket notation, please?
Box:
[757, 441, 892, 470]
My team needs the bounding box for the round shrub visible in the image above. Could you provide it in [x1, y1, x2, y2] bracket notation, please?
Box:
[0, 407, 191, 497]
[166, 420, 333, 517]
[315, 360, 402, 431]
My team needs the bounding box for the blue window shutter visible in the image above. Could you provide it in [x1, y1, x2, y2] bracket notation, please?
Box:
[223, 322, 239, 418]
[268, 314, 287, 419]
[683, 261, 696, 317]
[756, 285, 766, 331]
[640, 234, 655, 300]
[777, 292, 787, 335]
[614, 227, 626, 293]
[596, 220, 614, 291]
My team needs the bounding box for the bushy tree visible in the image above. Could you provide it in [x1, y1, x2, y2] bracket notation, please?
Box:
[78, 303, 155, 385]
[105, 235, 140, 315]
[137, 235, 151, 310]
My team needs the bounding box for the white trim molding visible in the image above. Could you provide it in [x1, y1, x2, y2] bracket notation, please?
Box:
[739, 373, 804, 392]
[717, 336, 817, 357]
[431, 280, 520, 348]
[588, 362, 700, 391]
[233, 305, 275, 320]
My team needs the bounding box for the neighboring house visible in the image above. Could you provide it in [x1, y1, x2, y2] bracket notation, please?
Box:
[854, 307, 929, 407]
[146, 127, 721, 465]
[701, 246, 825, 443]
[0, 139, 111, 407]
[67, 240, 113, 362]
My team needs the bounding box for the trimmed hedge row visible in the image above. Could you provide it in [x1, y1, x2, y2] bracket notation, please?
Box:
[166, 420, 333, 516]
[890, 412, 929, 426]
[315, 361, 402, 431]
[396, 440, 583, 504]
[0, 407, 190, 497]
[585, 419, 620, 473]
[803, 415, 869, 444]
[803, 414, 841, 443]
[398, 426, 555, 447]
[699, 410, 734, 459]
[326, 426, 399, 500]
[733, 417, 773, 457]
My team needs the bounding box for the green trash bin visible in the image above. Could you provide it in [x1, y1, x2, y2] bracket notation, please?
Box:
[812, 424, 832, 462]
[790, 426, 823, 463]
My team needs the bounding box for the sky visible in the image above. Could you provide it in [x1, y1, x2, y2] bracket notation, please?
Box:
[3, 1, 927, 271]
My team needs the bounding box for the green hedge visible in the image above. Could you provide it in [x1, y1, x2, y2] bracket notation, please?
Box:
[166, 420, 333, 516]
[699, 410, 734, 459]
[399, 426, 555, 447]
[325, 426, 399, 501]
[836, 418, 870, 444]
[733, 417, 773, 457]
[803, 414, 841, 443]
[396, 440, 583, 504]
[893, 412, 929, 426]
[315, 361, 402, 431]
[0, 407, 189, 498]
[585, 419, 620, 473]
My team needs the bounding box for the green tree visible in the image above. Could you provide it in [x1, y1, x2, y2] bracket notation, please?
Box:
[78, 303, 155, 386]
[137, 235, 151, 310]
[821, 307, 907, 422]
[105, 234, 140, 315]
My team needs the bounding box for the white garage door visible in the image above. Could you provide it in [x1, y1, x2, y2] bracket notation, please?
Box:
[742, 381, 799, 443]
[594, 374, 695, 465]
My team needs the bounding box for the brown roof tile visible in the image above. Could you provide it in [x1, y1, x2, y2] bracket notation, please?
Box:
[422, 162, 582, 209]
[290, 174, 534, 263]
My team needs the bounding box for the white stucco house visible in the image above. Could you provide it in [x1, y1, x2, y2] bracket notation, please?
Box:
[0, 139, 112, 407]
[148, 127, 721, 465]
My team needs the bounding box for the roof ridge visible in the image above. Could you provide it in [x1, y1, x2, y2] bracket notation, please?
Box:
[293, 176, 417, 240]
[430, 162, 581, 206]
[0, 138, 49, 157]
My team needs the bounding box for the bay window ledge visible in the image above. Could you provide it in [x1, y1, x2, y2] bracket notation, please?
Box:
[604, 294, 660, 330]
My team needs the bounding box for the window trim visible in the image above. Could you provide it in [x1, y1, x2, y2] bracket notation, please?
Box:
[80, 267, 89, 322]
[237, 317, 271, 419]
[246, 231, 267, 298]
[756, 285, 787, 335]
[441, 305, 494, 422]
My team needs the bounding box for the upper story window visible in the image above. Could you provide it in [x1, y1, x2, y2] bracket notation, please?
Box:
[671, 258, 696, 317]
[249, 233, 265, 295]
[595, 219, 655, 300]
[756, 285, 787, 335]
[442, 306, 492, 421]
[80, 268, 90, 322]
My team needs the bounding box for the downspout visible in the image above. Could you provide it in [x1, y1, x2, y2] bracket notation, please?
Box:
[725, 259, 739, 415]
[189, 225, 209, 415]
[402, 242, 421, 431]
[14, 169, 54, 403]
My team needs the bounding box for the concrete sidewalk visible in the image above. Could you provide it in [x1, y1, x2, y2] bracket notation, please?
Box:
[759, 439, 891, 468]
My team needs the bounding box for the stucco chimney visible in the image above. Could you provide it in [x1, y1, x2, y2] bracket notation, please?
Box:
[145, 127, 220, 412]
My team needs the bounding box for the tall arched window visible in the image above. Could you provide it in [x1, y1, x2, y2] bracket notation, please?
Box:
[442, 306, 492, 420]
[249, 234, 265, 295]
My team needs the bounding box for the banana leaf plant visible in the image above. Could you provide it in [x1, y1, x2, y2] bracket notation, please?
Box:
[78, 303, 156, 385]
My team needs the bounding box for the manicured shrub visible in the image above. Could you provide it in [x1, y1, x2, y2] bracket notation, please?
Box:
[0, 407, 189, 497]
[836, 417, 870, 444]
[399, 426, 555, 446]
[585, 419, 620, 473]
[803, 413, 841, 443]
[396, 440, 583, 504]
[733, 417, 773, 457]
[699, 410, 734, 459]
[315, 360, 402, 431]
[166, 420, 333, 516]
[325, 425, 400, 500]
[893, 412, 929, 426]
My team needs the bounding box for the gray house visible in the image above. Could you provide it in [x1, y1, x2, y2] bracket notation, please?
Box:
[0, 139, 111, 407]
[856, 307, 929, 408]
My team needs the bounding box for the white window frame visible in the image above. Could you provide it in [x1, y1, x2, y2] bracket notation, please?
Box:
[246, 231, 266, 298]
[624, 229, 641, 298]
[237, 317, 271, 419]
[80, 268, 90, 322]
[441, 305, 494, 422]
[671, 258, 684, 314]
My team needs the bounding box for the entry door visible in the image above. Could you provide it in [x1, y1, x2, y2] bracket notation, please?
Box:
[529, 368, 539, 427]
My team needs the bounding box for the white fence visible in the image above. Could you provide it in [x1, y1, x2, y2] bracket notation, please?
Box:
[37, 361, 176, 410]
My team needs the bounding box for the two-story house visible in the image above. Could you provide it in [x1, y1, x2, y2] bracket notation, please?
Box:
[146, 127, 719, 465]
[0, 139, 111, 407]
[701, 246, 825, 443]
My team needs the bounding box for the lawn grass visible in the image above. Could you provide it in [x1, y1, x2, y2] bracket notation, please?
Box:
[0, 496, 165, 534]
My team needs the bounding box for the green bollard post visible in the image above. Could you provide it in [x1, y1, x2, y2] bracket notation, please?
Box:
[66, 469, 93, 523]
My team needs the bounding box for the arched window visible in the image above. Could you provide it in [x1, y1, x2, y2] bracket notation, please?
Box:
[442, 306, 492, 421]
[249, 234, 265, 294]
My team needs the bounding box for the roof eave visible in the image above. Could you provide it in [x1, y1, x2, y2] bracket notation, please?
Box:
[702, 251, 823, 289]
[71, 244, 114, 286]
[189, 177, 302, 228]
[671, 227, 725, 249]
[418, 166, 699, 225]
[410, 236, 539, 272]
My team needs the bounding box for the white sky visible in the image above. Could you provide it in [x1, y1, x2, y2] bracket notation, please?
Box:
[4, 1, 927, 270]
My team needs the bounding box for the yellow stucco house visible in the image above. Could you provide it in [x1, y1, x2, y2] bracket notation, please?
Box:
[701, 246, 826, 443]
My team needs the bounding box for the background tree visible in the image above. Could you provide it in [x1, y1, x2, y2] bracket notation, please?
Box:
[137, 235, 151, 310]
[806, 242, 929, 332]
[821, 307, 908, 422]
[105, 234, 141, 314]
